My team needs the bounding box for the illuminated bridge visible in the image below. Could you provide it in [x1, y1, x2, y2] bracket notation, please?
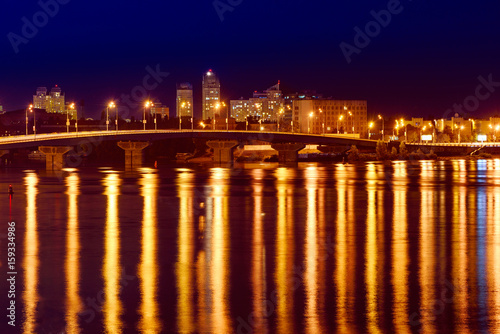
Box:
[0, 130, 378, 169]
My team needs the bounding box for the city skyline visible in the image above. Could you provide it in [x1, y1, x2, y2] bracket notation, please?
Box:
[0, 1, 499, 119]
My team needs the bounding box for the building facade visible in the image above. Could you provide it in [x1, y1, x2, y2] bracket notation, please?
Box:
[33, 85, 66, 115]
[176, 82, 193, 118]
[229, 82, 284, 122]
[292, 99, 368, 135]
[230, 98, 251, 121]
[202, 69, 220, 120]
[151, 103, 169, 120]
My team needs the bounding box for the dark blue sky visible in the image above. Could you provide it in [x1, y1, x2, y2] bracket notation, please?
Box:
[1, 0, 499, 119]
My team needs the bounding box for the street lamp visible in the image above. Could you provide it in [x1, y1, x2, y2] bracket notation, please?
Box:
[180, 102, 185, 130]
[245, 116, 248, 131]
[378, 114, 384, 140]
[69, 103, 75, 133]
[222, 102, 228, 131]
[338, 114, 344, 134]
[420, 125, 427, 143]
[153, 103, 158, 131]
[401, 118, 406, 142]
[348, 111, 353, 134]
[66, 104, 71, 133]
[113, 102, 118, 131]
[368, 122, 373, 139]
[428, 122, 435, 143]
[308, 111, 314, 134]
[144, 101, 152, 130]
[107, 102, 114, 131]
[32, 106, 36, 137]
[189, 102, 193, 131]
[26, 104, 33, 135]
[200, 122, 205, 129]
[278, 108, 284, 132]
[319, 108, 325, 135]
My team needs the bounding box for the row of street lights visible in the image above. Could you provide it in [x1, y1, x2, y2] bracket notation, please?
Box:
[26, 102, 78, 136]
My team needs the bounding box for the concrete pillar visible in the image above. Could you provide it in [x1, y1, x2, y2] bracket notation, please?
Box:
[271, 143, 306, 163]
[39, 146, 72, 170]
[117, 141, 149, 169]
[207, 140, 238, 163]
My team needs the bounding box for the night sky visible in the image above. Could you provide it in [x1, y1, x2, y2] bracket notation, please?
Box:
[1, 0, 499, 120]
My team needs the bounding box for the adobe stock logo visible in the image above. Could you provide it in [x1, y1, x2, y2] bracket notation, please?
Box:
[7, 0, 71, 54]
[339, 0, 406, 64]
[443, 74, 500, 119]
[213, 0, 242, 22]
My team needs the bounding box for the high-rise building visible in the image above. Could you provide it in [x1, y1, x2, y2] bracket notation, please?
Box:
[263, 82, 283, 121]
[33, 85, 66, 115]
[202, 69, 220, 120]
[292, 99, 368, 136]
[176, 82, 193, 118]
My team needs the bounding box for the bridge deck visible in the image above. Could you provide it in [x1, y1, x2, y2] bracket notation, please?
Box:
[0, 130, 379, 150]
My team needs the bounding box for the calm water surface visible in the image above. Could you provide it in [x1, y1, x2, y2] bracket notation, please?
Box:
[1, 160, 500, 333]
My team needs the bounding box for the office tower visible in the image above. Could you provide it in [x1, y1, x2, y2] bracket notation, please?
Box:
[202, 69, 220, 120]
[176, 82, 194, 118]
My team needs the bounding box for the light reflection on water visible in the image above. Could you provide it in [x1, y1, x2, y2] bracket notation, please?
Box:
[2, 160, 500, 333]
[102, 172, 122, 333]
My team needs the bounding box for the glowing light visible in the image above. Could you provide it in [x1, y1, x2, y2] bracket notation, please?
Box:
[23, 173, 39, 334]
[138, 172, 161, 333]
[103, 172, 123, 333]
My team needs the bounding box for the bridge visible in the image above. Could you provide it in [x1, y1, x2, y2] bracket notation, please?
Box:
[0, 130, 378, 169]
[3, 130, 498, 169]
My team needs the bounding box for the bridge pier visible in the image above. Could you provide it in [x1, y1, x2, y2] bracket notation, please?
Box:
[39, 146, 72, 170]
[117, 141, 150, 169]
[271, 143, 306, 163]
[207, 140, 238, 163]
[0, 150, 9, 166]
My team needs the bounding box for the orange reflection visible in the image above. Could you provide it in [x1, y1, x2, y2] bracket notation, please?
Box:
[488, 169, 500, 329]
[176, 170, 195, 332]
[392, 162, 410, 332]
[365, 166, 381, 332]
[208, 168, 232, 332]
[334, 164, 350, 333]
[23, 173, 39, 334]
[304, 167, 318, 332]
[138, 172, 161, 333]
[196, 249, 208, 333]
[275, 167, 295, 334]
[452, 180, 469, 332]
[102, 172, 122, 333]
[419, 162, 436, 334]
[251, 169, 268, 332]
[65, 173, 82, 334]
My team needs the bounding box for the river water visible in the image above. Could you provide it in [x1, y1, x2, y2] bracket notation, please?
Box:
[1, 159, 500, 333]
